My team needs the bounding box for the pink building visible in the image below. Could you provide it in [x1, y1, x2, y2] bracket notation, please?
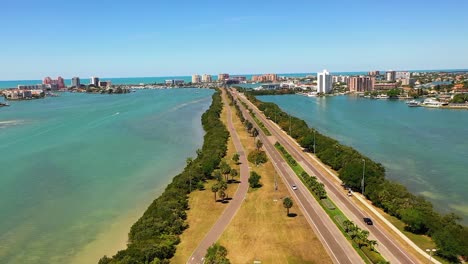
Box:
[43, 76, 66, 89]
[348, 76, 375, 92]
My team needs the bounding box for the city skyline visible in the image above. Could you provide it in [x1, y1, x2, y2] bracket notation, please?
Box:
[1, 0, 468, 80]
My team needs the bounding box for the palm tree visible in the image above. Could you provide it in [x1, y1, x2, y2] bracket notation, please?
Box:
[186, 158, 193, 192]
[211, 184, 219, 202]
[218, 190, 226, 202]
[229, 168, 238, 182]
[348, 223, 359, 239]
[232, 153, 240, 164]
[220, 161, 231, 182]
[355, 230, 370, 249]
[218, 180, 228, 199]
[255, 139, 263, 151]
[368, 240, 378, 251]
[343, 220, 354, 233]
[283, 197, 293, 216]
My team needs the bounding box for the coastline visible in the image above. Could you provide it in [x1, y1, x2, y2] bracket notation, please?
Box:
[99, 89, 230, 263]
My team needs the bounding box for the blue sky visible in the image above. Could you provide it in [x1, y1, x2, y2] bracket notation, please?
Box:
[1, 0, 467, 80]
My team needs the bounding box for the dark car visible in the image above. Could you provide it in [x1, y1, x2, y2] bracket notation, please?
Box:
[363, 217, 373, 225]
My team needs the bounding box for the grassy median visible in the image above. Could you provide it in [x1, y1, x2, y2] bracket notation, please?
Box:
[216, 94, 331, 264]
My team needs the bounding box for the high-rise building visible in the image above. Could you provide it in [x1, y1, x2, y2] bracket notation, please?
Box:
[42, 76, 65, 89]
[91, 76, 100, 86]
[396, 71, 411, 79]
[332, 75, 349, 83]
[368, 70, 380, 76]
[317, 69, 332, 94]
[218, 73, 230, 81]
[386, 71, 396, 82]
[202, 74, 213, 83]
[43, 77, 53, 85]
[348, 76, 375, 92]
[71, 77, 80, 88]
[57, 76, 65, 89]
[252, 73, 279, 82]
[192, 74, 201, 83]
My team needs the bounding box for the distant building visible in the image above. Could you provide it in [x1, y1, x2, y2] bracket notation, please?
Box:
[165, 79, 185, 86]
[18, 84, 45, 90]
[192, 74, 201, 83]
[348, 76, 375, 92]
[91, 76, 100, 86]
[332, 75, 349, 83]
[396, 71, 411, 79]
[57, 77, 65, 89]
[401, 78, 416, 86]
[368, 71, 380, 76]
[230, 76, 247, 82]
[374, 82, 397, 90]
[386, 71, 396, 82]
[218, 73, 230, 81]
[317, 69, 332, 94]
[260, 84, 281, 90]
[98, 81, 111, 87]
[72, 77, 80, 87]
[252, 73, 278, 82]
[42, 76, 65, 89]
[43, 77, 53, 85]
[202, 74, 213, 83]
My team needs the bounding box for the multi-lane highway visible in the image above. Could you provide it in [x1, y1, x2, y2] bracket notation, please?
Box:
[231, 89, 364, 264]
[231, 88, 421, 264]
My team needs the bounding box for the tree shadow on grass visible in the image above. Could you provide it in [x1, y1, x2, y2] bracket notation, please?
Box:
[287, 213, 298, 218]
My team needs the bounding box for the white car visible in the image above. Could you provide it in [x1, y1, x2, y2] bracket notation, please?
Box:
[292, 184, 298, 190]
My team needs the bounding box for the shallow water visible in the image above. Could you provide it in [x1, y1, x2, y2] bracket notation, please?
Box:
[260, 94, 468, 222]
[0, 89, 213, 263]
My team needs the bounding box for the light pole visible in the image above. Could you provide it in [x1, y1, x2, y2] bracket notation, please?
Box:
[425, 249, 436, 263]
[313, 129, 316, 154]
[361, 159, 366, 195]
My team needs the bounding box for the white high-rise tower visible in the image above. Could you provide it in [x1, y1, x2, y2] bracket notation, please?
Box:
[317, 69, 332, 94]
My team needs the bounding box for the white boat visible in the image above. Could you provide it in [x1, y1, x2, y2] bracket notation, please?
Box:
[307, 92, 318, 97]
[406, 100, 421, 107]
[375, 94, 389, 99]
[421, 98, 448, 108]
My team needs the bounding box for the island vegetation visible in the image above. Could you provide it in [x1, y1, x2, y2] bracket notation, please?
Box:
[98, 89, 229, 264]
[240, 89, 468, 262]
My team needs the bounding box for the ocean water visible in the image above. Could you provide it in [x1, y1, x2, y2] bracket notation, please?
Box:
[259, 95, 468, 223]
[0, 88, 213, 263]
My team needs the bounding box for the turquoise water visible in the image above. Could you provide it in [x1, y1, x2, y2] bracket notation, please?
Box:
[259, 95, 468, 222]
[0, 89, 213, 263]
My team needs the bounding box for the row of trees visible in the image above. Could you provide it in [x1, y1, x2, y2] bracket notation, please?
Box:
[451, 93, 468, 103]
[299, 171, 327, 199]
[99, 90, 229, 264]
[241, 90, 467, 262]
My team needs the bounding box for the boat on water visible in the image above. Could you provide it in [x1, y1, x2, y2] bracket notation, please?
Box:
[0, 102, 10, 107]
[406, 100, 421, 107]
[307, 92, 318, 97]
[375, 94, 389, 99]
[421, 98, 448, 108]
